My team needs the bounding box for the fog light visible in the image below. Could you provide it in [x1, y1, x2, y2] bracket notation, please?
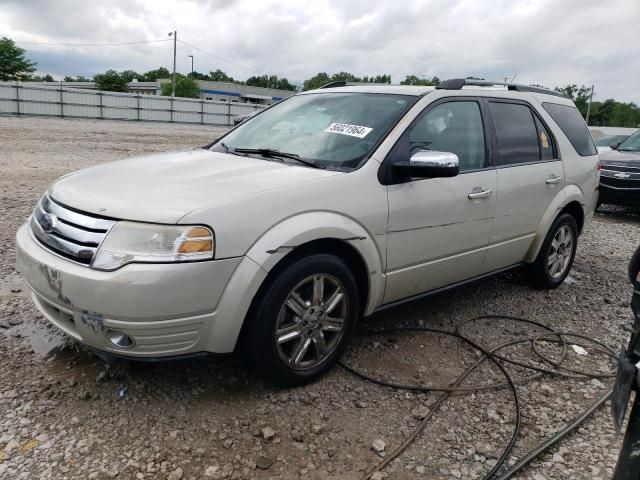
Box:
[105, 329, 135, 349]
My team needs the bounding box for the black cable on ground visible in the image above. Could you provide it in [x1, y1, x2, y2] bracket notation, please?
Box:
[338, 315, 616, 480]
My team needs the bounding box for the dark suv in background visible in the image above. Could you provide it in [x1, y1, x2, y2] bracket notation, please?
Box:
[599, 130, 640, 207]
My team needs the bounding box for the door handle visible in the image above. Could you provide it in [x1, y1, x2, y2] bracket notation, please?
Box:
[546, 175, 562, 185]
[468, 188, 493, 200]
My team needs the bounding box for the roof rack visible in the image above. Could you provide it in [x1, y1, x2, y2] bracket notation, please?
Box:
[436, 78, 569, 98]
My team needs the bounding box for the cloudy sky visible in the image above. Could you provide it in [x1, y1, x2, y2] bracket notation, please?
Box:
[1, 0, 638, 102]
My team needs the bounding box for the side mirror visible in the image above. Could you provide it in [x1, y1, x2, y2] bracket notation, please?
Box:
[610, 141, 622, 150]
[393, 150, 460, 179]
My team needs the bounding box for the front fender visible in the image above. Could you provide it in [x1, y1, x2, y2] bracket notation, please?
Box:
[245, 211, 386, 315]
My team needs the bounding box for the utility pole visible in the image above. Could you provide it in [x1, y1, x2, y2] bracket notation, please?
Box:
[168, 30, 177, 97]
[585, 84, 595, 125]
[188, 55, 194, 76]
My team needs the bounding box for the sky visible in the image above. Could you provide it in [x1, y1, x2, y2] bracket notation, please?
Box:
[1, 0, 638, 102]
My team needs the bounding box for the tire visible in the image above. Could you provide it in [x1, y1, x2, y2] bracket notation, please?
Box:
[525, 213, 579, 290]
[243, 254, 360, 386]
[629, 245, 640, 284]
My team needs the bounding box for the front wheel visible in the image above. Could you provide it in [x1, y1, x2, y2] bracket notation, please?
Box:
[525, 213, 578, 289]
[244, 254, 360, 386]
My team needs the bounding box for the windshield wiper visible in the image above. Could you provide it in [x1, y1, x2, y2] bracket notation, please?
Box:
[233, 148, 322, 169]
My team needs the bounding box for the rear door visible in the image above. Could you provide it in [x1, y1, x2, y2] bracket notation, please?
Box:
[383, 97, 497, 303]
[482, 99, 564, 271]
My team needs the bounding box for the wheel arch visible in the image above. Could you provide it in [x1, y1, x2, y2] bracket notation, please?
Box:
[524, 187, 586, 263]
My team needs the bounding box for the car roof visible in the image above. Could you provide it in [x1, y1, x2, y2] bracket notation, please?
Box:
[299, 85, 437, 97]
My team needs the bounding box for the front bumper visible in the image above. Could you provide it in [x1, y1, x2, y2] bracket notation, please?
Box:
[599, 184, 640, 207]
[16, 223, 243, 358]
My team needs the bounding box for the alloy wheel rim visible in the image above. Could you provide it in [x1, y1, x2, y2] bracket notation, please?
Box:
[275, 273, 348, 370]
[548, 225, 574, 279]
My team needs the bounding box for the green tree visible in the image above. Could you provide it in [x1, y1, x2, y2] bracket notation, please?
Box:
[94, 69, 128, 92]
[29, 74, 54, 82]
[120, 70, 142, 83]
[245, 74, 296, 91]
[0, 37, 37, 81]
[555, 84, 591, 117]
[141, 67, 171, 81]
[400, 75, 440, 86]
[208, 69, 236, 82]
[302, 72, 392, 91]
[160, 74, 201, 98]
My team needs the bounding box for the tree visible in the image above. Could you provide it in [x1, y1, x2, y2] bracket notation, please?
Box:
[29, 74, 54, 82]
[141, 67, 171, 81]
[63, 75, 90, 82]
[120, 70, 142, 83]
[160, 74, 201, 98]
[94, 70, 128, 92]
[400, 75, 440, 86]
[208, 69, 236, 83]
[302, 72, 392, 91]
[555, 84, 591, 117]
[0, 37, 37, 81]
[245, 74, 296, 91]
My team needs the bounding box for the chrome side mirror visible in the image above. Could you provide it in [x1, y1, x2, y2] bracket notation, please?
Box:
[393, 150, 460, 178]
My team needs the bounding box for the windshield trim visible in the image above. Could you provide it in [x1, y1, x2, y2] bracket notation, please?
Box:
[206, 92, 422, 172]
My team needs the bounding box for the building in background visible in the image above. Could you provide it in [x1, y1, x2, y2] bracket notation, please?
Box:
[24, 79, 295, 104]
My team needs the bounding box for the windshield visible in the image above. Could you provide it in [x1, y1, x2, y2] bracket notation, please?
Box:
[595, 135, 627, 146]
[617, 131, 640, 152]
[212, 92, 418, 170]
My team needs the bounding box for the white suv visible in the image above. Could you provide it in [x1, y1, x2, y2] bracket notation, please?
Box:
[16, 79, 599, 385]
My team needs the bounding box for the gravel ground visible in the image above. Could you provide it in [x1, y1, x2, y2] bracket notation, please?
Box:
[1, 115, 639, 480]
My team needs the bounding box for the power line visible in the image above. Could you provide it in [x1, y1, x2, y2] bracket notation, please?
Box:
[15, 39, 171, 47]
[177, 39, 261, 75]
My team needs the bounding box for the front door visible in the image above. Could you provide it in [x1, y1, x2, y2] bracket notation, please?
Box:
[383, 98, 497, 304]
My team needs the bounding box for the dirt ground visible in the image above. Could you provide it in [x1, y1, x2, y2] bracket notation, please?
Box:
[1, 115, 639, 480]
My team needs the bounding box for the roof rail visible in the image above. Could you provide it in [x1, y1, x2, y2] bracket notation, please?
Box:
[320, 81, 348, 89]
[436, 78, 569, 98]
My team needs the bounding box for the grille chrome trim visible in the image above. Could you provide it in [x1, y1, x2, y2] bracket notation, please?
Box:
[31, 195, 116, 265]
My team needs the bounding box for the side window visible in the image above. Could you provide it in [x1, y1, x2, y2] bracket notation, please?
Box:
[407, 101, 486, 172]
[533, 115, 555, 160]
[489, 102, 540, 165]
[542, 102, 597, 156]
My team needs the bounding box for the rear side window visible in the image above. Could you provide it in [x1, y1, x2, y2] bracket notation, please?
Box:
[542, 102, 597, 156]
[533, 116, 555, 160]
[488, 102, 540, 165]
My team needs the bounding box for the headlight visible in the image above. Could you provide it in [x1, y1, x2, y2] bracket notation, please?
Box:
[91, 222, 214, 271]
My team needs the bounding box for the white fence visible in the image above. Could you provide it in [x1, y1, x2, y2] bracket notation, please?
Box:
[0, 82, 265, 126]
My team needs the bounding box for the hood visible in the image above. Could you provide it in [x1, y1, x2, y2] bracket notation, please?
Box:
[599, 148, 640, 166]
[49, 149, 341, 223]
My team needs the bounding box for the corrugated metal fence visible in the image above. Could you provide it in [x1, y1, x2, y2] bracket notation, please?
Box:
[0, 82, 265, 126]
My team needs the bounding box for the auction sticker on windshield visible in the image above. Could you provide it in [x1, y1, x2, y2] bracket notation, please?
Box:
[325, 123, 373, 138]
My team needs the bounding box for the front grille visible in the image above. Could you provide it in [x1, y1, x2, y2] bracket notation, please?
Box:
[600, 165, 640, 190]
[30, 194, 116, 265]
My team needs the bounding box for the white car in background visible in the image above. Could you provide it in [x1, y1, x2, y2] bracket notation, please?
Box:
[16, 79, 599, 385]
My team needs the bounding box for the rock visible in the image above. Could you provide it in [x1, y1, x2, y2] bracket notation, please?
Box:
[370, 473, 386, 480]
[222, 439, 234, 449]
[371, 439, 386, 453]
[204, 465, 219, 477]
[416, 465, 426, 474]
[540, 384, 554, 396]
[411, 406, 430, 420]
[3, 439, 20, 453]
[256, 455, 274, 470]
[311, 424, 325, 434]
[96, 370, 108, 383]
[291, 431, 304, 442]
[167, 467, 183, 480]
[8, 318, 22, 326]
[261, 427, 276, 442]
[591, 379, 605, 389]
[552, 452, 564, 463]
[0, 320, 10, 329]
[533, 474, 547, 480]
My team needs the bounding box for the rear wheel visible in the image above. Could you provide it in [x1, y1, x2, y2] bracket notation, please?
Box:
[526, 213, 578, 289]
[244, 254, 359, 386]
